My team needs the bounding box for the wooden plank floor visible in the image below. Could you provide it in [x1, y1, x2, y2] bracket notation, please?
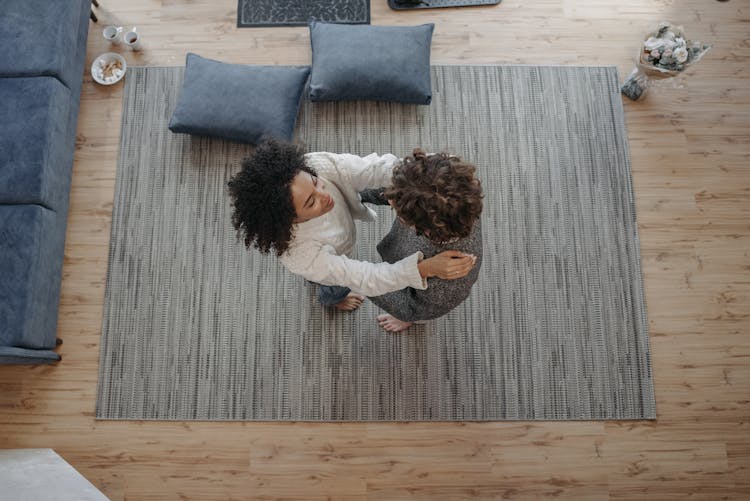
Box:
[1, 0, 748, 499]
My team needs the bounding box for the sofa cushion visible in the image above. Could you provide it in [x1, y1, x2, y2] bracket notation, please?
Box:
[0, 346, 61, 364]
[308, 21, 434, 104]
[168, 53, 311, 144]
[0, 204, 67, 350]
[0, 0, 91, 90]
[0, 77, 75, 211]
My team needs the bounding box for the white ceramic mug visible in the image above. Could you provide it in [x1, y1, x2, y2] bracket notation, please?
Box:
[102, 25, 122, 45]
[123, 28, 142, 51]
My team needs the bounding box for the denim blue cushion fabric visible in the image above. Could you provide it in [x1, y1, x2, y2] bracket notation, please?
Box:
[168, 53, 311, 144]
[0, 0, 90, 364]
[0, 0, 91, 90]
[0, 205, 66, 357]
[308, 21, 434, 104]
[0, 78, 74, 210]
[0, 346, 62, 364]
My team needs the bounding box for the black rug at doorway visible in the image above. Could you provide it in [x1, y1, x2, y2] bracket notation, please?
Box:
[389, 0, 501, 11]
[237, 0, 370, 27]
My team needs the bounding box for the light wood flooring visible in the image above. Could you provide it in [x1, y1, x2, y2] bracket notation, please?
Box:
[1, 0, 748, 499]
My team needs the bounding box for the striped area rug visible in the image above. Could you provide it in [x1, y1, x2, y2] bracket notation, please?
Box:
[96, 65, 655, 420]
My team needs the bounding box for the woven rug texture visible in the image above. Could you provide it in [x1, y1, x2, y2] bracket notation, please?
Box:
[237, 0, 369, 27]
[96, 65, 655, 421]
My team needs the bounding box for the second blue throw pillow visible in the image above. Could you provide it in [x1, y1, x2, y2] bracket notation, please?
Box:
[169, 53, 311, 144]
[308, 22, 434, 105]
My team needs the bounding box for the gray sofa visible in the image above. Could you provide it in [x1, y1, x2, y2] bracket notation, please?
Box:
[0, 0, 92, 364]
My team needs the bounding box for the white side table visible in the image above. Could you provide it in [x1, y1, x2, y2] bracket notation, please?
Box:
[0, 449, 109, 501]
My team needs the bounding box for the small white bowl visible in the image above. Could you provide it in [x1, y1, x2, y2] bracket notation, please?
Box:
[91, 52, 127, 85]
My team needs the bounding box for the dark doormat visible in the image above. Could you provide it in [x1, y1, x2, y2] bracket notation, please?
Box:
[389, 0, 500, 10]
[238, 0, 370, 27]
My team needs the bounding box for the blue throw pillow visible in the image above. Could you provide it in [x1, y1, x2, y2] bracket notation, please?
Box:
[168, 53, 311, 144]
[308, 22, 434, 104]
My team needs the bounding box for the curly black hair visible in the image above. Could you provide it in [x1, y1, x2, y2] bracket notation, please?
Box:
[384, 149, 483, 245]
[227, 139, 317, 256]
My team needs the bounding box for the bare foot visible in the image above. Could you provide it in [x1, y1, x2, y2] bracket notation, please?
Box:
[376, 314, 414, 333]
[334, 293, 365, 311]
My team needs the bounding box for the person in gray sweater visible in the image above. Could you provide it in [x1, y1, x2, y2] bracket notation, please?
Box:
[363, 149, 484, 332]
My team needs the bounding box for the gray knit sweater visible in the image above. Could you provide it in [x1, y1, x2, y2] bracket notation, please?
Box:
[369, 218, 483, 322]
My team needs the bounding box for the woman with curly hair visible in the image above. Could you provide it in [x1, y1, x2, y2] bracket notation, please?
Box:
[227, 140, 477, 312]
[365, 149, 484, 332]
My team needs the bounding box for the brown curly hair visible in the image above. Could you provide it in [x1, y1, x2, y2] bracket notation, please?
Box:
[227, 139, 317, 256]
[384, 149, 483, 244]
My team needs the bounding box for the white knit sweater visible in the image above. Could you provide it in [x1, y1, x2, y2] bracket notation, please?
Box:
[279, 151, 427, 296]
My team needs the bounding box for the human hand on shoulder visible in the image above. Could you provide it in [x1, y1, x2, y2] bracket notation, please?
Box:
[418, 250, 477, 280]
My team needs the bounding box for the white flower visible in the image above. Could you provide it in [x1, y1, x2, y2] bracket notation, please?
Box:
[662, 48, 673, 58]
[673, 46, 688, 63]
[644, 37, 662, 50]
[650, 49, 661, 58]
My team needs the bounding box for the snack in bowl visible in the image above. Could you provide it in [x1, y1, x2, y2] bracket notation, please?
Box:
[91, 52, 127, 85]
